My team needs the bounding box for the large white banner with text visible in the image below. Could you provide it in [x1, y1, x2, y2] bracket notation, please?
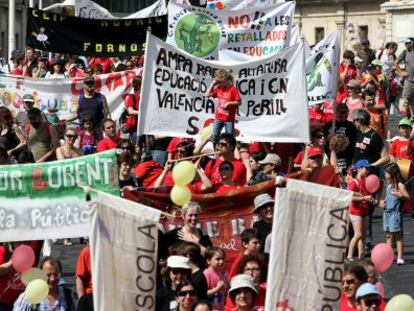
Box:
[265, 179, 353, 311]
[138, 34, 309, 143]
[167, 1, 295, 59]
[90, 192, 161, 311]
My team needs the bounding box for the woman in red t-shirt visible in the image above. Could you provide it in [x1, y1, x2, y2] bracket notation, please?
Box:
[337, 50, 358, 102]
[347, 160, 377, 260]
[214, 161, 240, 193]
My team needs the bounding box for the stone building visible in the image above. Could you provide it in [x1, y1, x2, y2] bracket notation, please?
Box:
[0, 0, 413, 58]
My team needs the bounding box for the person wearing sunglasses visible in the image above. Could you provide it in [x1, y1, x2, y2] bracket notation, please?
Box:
[156, 256, 192, 311]
[340, 263, 369, 311]
[214, 161, 240, 193]
[175, 281, 198, 311]
[56, 127, 82, 160]
[355, 283, 384, 311]
[294, 127, 326, 170]
[343, 79, 363, 122]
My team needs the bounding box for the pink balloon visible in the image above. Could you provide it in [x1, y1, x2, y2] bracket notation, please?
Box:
[11, 245, 35, 273]
[371, 243, 394, 273]
[366, 174, 380, 193]
[375, 281, 385, 298]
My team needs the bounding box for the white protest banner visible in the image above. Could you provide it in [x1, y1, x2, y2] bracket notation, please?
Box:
[90, 191, 161, 311]
[265, 179, 353, 311]
[167, 1, 295, 59]
[44, 0, 167, 19]
[0, 70, 140, 120]
[306, 32, 340, 105]
[138, 34, 309, 143]
[177, 0, 285, 10]
[0, 150, 118, 242]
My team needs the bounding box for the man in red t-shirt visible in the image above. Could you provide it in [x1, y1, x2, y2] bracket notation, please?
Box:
[206, 69, 241, 143]
[97, 119, 118, 152]
[122, 76, 141, 137]
[76, 245, 93, 299]
[204, 133, 246, 186]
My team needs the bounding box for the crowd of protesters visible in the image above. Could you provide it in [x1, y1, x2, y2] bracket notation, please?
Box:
[0, 36, 413, 311]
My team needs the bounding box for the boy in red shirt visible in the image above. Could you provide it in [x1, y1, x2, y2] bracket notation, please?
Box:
[206, 69, 241, 143]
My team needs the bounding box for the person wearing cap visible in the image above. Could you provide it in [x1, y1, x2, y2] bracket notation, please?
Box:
[294, 127, 326, 169]
[343, 79, 363, 122]
[252, 193, 274, 248]
[301, 147, 324, 170]
[9, 50, 25, 76]
[347, 159, 376, 260]
[66, 76, 110, 129]
[390, 117, 414, 161]
[156, 255, 192, 311]
[249, 153, 284, 186]
[15, 94, 48, 129]
[227, 274, 257, 311]
[45, 58, 69, 79]
[355, 283, 385, 311]
[395, 36, 414, 123]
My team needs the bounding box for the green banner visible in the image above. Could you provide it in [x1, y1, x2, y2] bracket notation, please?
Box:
[0, 150, 119, 242]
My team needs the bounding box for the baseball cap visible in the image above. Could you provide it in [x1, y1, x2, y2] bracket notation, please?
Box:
[22, 94, 35, 103]
[308, 147, 323, 158]
[354, 159, 371, 170]
[258, 153, 282, 167]
[167, 256, 191, 270]
[399, 117, 413, 128]
[404, 37, 414, 44]
[371, 59, 382, 67]
[253, 193, 274, 213]
[228, 274, 258, 296]
[83, 76, 95, 85]
[356, 283, 380, 299]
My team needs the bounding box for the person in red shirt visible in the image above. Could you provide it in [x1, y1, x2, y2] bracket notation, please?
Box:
[204, 133, 246, 186]
[347, 160, 377, 260]
[390, 118, 414, 161]
[121, 76, 141, 138]
[76, 245, 93, 299]
[340, 263, 386, 311]
[338, 50, 358, 102]
[214, 161, 241, 193]
[97, 119, 118, 152]
[9, 50, 25, 76]
[88, 57, 114, 74]
[206, 69, 241, 143]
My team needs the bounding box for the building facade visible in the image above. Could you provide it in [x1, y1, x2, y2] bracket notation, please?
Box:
[0, 0, 413, 58]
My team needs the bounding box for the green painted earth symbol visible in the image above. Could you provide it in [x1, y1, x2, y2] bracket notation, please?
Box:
[175, 13, 221, 58]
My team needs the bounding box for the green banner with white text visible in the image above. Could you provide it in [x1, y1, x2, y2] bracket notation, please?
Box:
[0, 150, 118, 242]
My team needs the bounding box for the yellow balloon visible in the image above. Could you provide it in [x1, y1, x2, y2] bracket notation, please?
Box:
[200, 124, 213, 141]
[21, 268, 47, 286]
[385, 294, 414, 311]
[25, 279, 49, 304]
[170, 185, 192, 206]
[172, 161, 196, 186]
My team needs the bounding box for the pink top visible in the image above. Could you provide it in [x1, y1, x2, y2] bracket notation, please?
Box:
[346, 97, 364, 121]
[79, 129, 99, 147]
[204, 267, 229, 311]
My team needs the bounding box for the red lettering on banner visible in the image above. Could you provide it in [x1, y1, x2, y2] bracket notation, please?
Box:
[228, 15, 250, 29]
[105, 72, 124, 92]
[31, 168, 49, 190]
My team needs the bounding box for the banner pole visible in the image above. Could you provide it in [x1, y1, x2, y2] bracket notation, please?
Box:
[78, 184, 176, 218]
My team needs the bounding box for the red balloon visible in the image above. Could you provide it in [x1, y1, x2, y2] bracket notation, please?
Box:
[371, 243, 394, 273]
[366, 174, 380, 193]
[11, 245, 35, 273]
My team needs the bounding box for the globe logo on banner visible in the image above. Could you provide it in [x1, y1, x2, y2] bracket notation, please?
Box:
[174, 13, 221, 58]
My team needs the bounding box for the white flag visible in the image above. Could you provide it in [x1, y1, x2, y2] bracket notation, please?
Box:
[90, 192, 161, 311]
[138, 33, 310, 143]
[305, 32, 341, 105]
[265, 179, 353, 311]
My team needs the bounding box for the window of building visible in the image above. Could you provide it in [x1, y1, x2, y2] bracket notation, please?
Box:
[359, 25, 368, 41]
[0, 32, 5, 57]
[315, 27, 324, 43]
